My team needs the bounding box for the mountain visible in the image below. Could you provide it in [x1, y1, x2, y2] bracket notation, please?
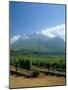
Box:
[28, 32, 49, 41]
[10, 32, 65, 54]
[45, 36, 65, 54]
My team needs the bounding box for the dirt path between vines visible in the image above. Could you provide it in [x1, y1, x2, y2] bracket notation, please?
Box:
[10, 69, 65, 88]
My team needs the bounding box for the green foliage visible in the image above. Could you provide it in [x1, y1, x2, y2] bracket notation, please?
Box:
[10, 50, 65, 72]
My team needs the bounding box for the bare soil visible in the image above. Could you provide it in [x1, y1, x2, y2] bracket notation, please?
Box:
[10, 67, 65, 88]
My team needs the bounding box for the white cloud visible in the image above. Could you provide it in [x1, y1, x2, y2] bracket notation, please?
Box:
[22, 34, 29, 39]
[10, 35, 21, 44]
[10, 34, 30, 44]
[10, 24, 65, 44]
[38, 24, 65, 40]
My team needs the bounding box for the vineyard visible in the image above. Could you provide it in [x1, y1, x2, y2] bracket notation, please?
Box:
[10, 49, 66, 88]
[10, 50, 66, 77]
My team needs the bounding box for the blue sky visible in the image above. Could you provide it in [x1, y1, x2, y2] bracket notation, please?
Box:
[10, 1, 65, 37]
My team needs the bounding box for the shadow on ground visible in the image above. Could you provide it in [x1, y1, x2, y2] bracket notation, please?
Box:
[10, 70, 25, 77]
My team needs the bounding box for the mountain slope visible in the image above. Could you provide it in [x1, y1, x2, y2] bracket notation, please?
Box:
[10, 33, 65, 54]
[45, 36, 65, 54]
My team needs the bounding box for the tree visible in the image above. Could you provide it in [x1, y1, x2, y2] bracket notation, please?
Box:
[13, 57, 20, 72]
[45, 62, 50, 73]
[25, 59, 32, 70]
[19, 57, 32, 70]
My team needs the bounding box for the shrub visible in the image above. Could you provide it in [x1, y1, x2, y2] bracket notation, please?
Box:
[32, 70, 40, 77]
